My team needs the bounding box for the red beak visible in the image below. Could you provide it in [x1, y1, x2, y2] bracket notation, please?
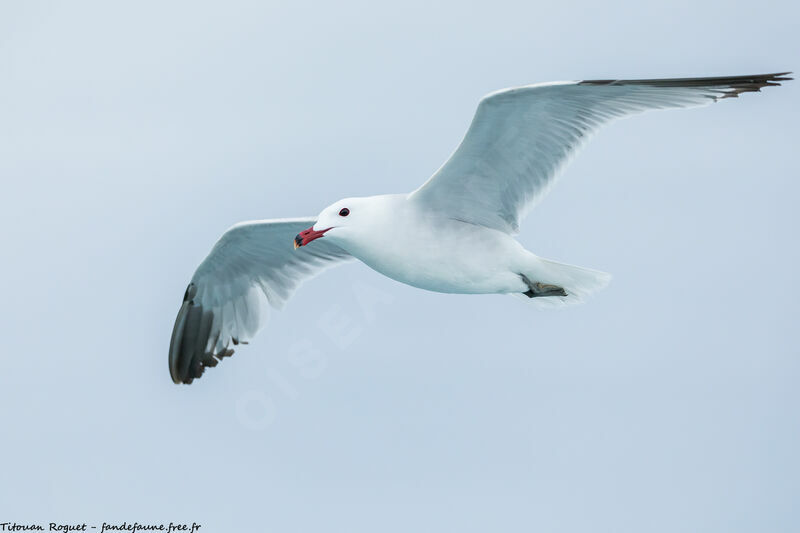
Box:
[294, 225, 331, 249]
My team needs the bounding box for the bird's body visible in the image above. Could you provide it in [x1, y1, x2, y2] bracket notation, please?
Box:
[168, 72, 790, 384]
[327, 194, 531, 294]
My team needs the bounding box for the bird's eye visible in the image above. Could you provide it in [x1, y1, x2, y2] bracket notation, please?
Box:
[339, 208, 350, 217]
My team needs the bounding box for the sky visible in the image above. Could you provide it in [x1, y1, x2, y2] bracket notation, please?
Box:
[0, 1, 798, 531]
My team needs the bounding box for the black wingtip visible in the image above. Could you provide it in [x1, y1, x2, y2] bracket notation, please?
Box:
[579, 72, 792, 98]
[169, 283, 237, 385]
[168, 296, 190, 384]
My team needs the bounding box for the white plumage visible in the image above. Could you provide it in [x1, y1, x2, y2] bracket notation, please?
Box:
[169, 72, 790, 384]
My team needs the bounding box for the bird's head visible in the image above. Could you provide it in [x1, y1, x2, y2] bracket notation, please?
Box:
[294, 196, 382, 249]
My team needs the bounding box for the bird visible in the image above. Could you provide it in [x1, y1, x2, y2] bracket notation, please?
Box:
[169, 72, 790, 384]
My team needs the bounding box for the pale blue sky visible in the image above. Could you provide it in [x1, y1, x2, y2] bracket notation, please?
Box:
[1, 1, 798, 531]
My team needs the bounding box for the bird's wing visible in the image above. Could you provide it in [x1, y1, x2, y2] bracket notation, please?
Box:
[169, 218, 352, 384]
[410, 73, 790, 233]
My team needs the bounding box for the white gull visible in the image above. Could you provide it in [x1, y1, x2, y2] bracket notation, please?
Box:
[169, 72, 790, 384]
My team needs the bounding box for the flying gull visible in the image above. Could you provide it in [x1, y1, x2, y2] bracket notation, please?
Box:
[169, 72, 790, 384]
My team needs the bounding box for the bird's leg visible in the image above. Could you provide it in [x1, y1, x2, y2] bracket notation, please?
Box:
[520, 274, 567, 298]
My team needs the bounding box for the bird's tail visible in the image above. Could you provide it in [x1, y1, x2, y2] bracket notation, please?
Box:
[513, 256, 611, 308]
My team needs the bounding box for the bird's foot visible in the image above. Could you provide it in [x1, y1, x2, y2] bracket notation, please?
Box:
[520, 275, 567, 298]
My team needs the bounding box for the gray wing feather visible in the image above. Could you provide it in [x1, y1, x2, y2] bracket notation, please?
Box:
[411, 73, 790, 233]
[169, 218, 352, 384]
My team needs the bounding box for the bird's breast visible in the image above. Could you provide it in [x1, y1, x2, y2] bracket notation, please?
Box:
[342, 220, 526, 294]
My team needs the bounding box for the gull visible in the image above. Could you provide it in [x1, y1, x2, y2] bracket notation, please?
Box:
[169, 72, 790, 384]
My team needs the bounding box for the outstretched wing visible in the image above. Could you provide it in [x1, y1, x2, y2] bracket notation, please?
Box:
[169, 218, 352, 384]
[411, 73, 790, 234]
